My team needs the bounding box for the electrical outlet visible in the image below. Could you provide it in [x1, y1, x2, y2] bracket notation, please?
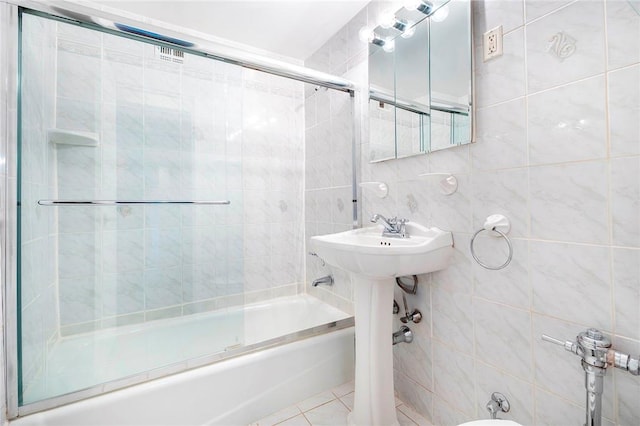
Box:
[483, 26, 503, 61]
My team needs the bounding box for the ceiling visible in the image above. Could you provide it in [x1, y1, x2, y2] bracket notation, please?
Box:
[91, 0, 371, 61]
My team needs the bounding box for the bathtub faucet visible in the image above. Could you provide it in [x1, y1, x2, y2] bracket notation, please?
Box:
[370, 214, 409, 238]
[312, 275, 333, 287]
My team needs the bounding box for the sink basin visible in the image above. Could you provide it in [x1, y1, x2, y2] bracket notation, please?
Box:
[309, 221, 454, 426]
[310, 222, 454, 278]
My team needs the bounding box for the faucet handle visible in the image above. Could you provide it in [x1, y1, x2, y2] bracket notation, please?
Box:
[542, 334, 579, 355]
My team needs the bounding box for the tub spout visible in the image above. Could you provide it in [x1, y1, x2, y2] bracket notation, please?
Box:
[312, 275, 333, 287]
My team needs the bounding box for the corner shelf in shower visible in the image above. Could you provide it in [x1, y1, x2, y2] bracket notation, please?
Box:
[48, 129, 99, 147]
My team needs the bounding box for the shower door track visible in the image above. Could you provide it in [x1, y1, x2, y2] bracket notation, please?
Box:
[11, 0, 356, 94]
[37, 200, 232, 206]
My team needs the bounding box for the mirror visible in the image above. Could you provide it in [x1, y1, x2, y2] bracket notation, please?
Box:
[367, 0, 472, 162]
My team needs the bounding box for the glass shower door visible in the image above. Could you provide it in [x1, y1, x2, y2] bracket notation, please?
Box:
[19, 11, 244, 405]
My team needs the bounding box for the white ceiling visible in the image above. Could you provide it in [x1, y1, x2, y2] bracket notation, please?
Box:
[92, 0, 370, 61]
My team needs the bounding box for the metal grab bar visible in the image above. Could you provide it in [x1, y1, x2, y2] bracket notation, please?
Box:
[37, 200, 231, 206]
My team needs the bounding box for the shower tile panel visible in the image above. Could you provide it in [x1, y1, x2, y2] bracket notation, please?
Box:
[525, 1, 605, 93]
[531, 240, 611, 330]
[606, 0, 640, 69]
[473, 299, 533, 380]
[610, 156, 640, 248]
[608, 64, 640, 157]
[102, 271, 145, 316]
[528, 75, 607, 165]
[613, 248, 640, 340]
[55, 98, 99, 133]
[529, 161, 608, 244]
[56, 49, 101, 102]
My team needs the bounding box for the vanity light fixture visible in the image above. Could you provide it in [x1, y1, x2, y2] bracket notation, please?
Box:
[379, 9, 416, 38]
[404, 0, 434, 15]
[361, 0, 437, 49]
[359, 26, 395, 51]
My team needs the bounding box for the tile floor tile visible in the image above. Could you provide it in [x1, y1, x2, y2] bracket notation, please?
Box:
[250, 381, 431, 426]
[303, 400, 350, 426]
[296, 390, 336, 412]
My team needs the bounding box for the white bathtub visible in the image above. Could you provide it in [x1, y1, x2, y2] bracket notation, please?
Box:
[12, 295, 355, 426]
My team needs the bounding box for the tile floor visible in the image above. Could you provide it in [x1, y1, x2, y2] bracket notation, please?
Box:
[249, 381, 431, 426]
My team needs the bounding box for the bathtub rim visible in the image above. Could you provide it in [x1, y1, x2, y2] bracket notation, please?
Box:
[15, 314, 354, 418]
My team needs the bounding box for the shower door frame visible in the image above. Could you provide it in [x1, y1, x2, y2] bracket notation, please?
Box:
[1, 0, 361, 419]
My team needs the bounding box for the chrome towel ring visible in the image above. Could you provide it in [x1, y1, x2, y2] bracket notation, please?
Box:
[470, 214, 513, 271]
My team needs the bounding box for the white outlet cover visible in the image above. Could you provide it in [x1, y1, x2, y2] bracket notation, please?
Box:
[483, 25, 503, 61]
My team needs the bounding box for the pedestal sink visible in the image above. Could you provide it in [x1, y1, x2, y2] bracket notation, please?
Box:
[311, 222, 454, 426]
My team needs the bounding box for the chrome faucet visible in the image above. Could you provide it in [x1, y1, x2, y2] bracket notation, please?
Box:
[370, 214, 409, 238]
[312, 275, 333, 287]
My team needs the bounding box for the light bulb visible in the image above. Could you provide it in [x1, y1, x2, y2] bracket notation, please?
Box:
[431, 5, 449, 22]
[382, 39, 395, 53]
[358, 26, 374, 43]
[400, 22, 416, 38]
[405, 0, 433, 15]
[379, 9, 396, 29]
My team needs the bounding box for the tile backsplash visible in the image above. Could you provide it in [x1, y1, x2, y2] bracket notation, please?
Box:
[306, 0, 640, 424]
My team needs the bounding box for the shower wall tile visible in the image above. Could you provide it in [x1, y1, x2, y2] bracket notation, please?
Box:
[58, 277, 99, 325]
[56, 98, 99, 133]
[394, 370, 434, 423]
[433, 345, 476, 416]
[102, 230, 144, 273]
[613, 337, 640, 424]
[431, 287, 474, 355]
[608, 64, 640, 157]
[524, 0, 573, 22]
[606, 0, 640, 69]
[102, 271, 145, 316]
[529, 160, 609, 244]
[610, 156, 640, 247]
[471, 98, 527, 171]
[525, 0, 605, 92]
[58, 233, 99, 279]
[531, 241, 612, 330]
[613, 248, 640, 340]
[473, 299, 533, 380]
[56, 50, 101, 102]
[528, 75, 607, 165]
[144, 266, 182, 310]
[431, 396, 471, 426]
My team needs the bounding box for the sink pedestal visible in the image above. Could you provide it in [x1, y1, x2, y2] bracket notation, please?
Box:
[348, 275, 399, 426]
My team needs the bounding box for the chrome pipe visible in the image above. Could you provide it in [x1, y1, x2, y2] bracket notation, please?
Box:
[584, 362, 605, 426]
[37, 200, 230, 206]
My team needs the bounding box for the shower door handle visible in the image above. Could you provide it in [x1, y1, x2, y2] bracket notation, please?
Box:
[37, 200, 231, 206]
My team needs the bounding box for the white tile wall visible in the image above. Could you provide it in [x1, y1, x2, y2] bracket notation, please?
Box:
[307, 0, 640, 424]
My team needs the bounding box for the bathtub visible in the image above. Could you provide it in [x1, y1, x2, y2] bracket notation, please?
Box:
[12, 295, 355, 425]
